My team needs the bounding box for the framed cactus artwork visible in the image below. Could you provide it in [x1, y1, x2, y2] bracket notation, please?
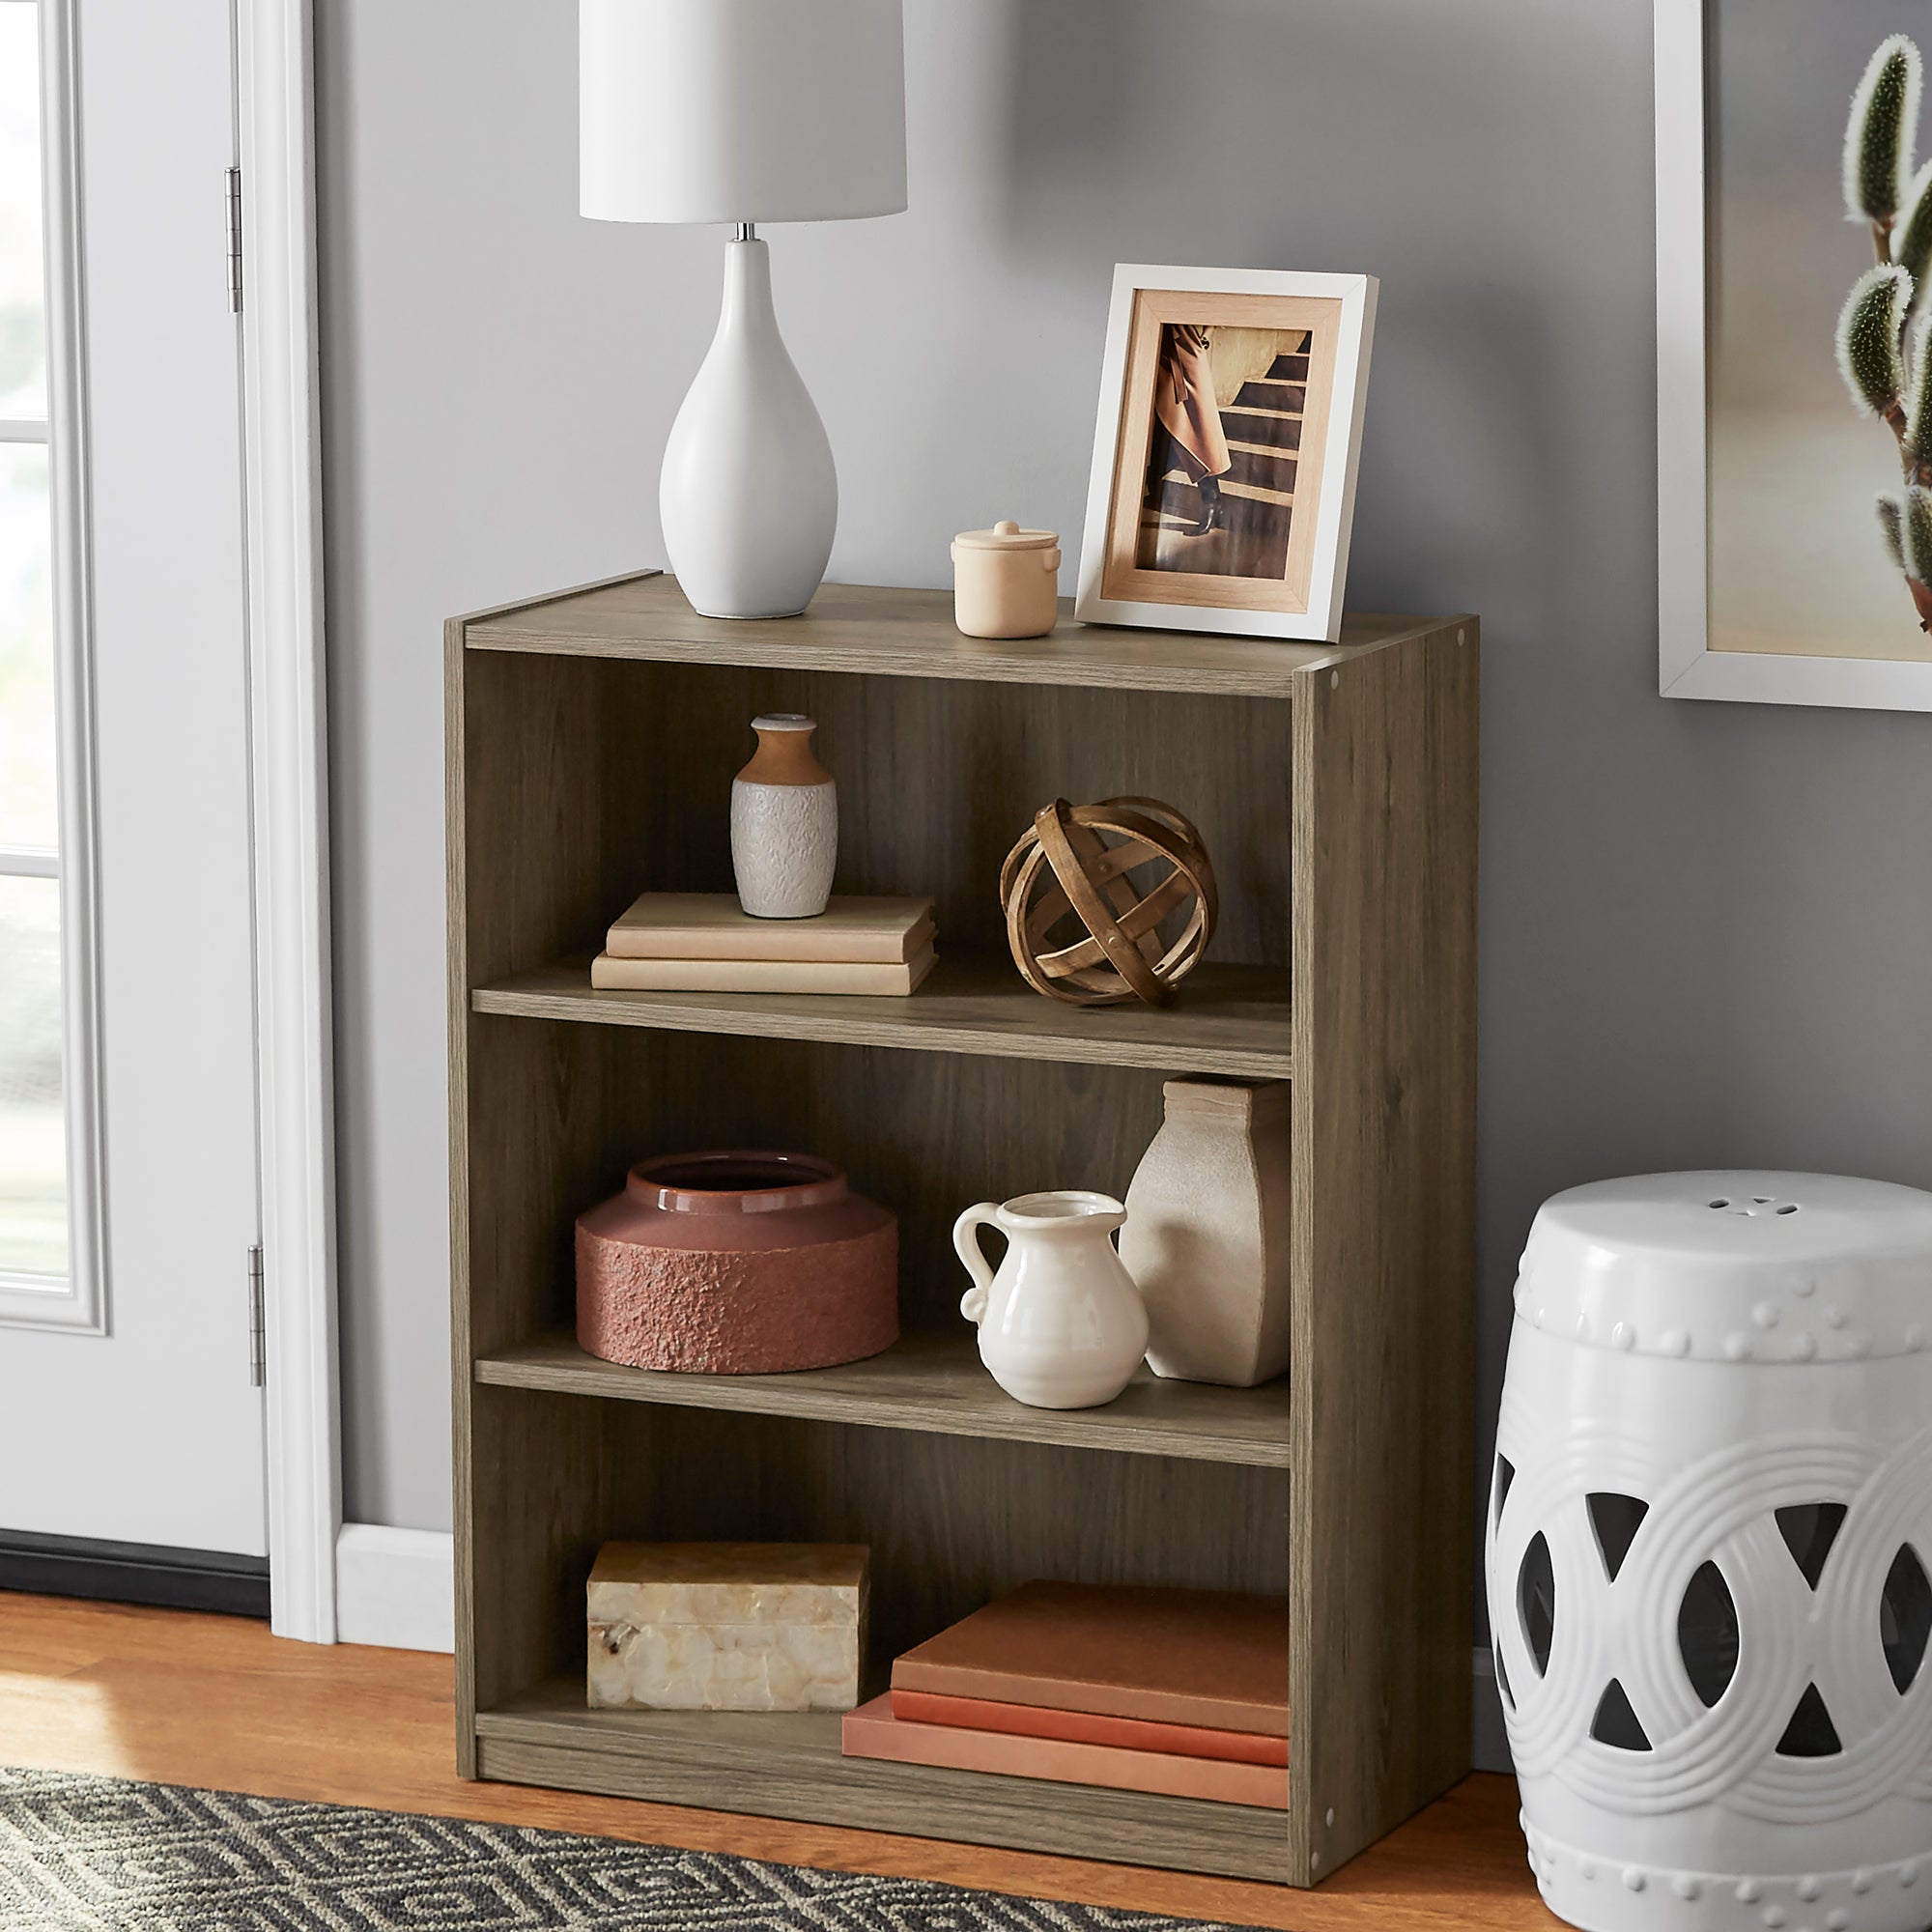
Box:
[1074, 265, 1377, 643]
[1659, 0, 1932, 708]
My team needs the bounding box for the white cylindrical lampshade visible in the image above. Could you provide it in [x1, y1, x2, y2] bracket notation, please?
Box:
[581, 0, 906, 225]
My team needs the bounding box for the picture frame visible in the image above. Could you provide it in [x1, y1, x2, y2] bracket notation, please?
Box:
[1657, 0, 1932, 710]
[1074, 264, 1377, 643]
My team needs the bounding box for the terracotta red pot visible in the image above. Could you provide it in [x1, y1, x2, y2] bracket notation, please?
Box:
[576, 1151, 898, 1375]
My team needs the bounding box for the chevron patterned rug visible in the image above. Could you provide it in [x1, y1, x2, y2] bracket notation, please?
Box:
[0, 1767, 1252, 1930]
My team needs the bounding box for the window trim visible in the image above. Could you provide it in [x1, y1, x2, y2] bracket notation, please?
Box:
[0, 0, 107, 1334]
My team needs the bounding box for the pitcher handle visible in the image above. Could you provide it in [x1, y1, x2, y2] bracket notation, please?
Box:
[952, 1203, 1001, 1325]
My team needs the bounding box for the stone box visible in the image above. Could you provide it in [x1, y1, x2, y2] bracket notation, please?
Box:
[586, 1541, 869, 1713]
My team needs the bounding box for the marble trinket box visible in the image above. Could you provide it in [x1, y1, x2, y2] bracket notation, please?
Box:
[586, 1542, 869, 1713]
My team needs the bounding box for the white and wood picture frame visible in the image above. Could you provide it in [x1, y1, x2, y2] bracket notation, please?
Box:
[1658, 0, 1932, 710]
[1075, 265, 1376, 643]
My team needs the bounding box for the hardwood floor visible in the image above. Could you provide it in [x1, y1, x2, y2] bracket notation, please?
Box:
[0, 1592, 1548, 1930]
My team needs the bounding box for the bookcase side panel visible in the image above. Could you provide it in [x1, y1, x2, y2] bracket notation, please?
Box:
[1288, 619, 1479, 1883]
[446, 620, 478, 1770]
[451, 643, 650, 1750]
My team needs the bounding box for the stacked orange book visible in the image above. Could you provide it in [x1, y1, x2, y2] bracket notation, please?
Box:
[842, 1580, 1290, 1808]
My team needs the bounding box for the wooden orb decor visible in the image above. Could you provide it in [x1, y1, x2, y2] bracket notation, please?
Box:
[999, 796, 1219, 1008]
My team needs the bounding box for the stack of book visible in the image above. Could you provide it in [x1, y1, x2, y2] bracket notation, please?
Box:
[841, 1580, 1290, 1807]
[590, 894, 936, 995]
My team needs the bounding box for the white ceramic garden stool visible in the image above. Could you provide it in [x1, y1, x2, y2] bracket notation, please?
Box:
[1488, 1173, 1932, 1932]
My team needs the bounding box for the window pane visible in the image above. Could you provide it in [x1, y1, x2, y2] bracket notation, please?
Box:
[0, 873, 65, 1279]
[0, 3, 46, 420]
[0, 443, 55, 851]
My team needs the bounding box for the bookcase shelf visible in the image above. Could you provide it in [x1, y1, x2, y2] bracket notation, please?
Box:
[471, 951, 1293, 1079]
[462, 570, 1451, 698]
[472, 1676, 1289, 1879]
[447, 571, 1479, 1889]
[475, 1329, 1293, 1468]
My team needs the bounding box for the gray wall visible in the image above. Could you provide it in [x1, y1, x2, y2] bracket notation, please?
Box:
[317, 1, 1932, 1575]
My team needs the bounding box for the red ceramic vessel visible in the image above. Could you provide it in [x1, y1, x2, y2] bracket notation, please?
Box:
[575, 1151, 898, 1375]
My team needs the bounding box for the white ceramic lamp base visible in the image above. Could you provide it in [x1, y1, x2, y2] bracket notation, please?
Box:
[661, 236, 837, 620]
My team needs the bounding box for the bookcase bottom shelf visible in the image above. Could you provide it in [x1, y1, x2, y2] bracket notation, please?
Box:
[471, 1680, 1293, 1883]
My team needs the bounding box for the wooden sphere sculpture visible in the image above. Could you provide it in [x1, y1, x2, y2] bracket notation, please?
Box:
[999, 796, 1218, 1008]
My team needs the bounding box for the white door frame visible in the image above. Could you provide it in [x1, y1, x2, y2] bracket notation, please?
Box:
[236, 0, 341, 1642]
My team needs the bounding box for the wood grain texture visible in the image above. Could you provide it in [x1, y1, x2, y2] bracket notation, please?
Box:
[0, 1592, 1542, 1932]
[453, 644, 1295, 963]
[1286, 618, 1481, 1884]
[593, 1404, 1287, 1678]
[458, 1027, 1179, 1337]
[465, 570, 1457, 698]
[474, 1702, 1292, 1882]
[477, 1328, 1291, 1468]
[447, 584, 1481, 1887]
[445, 612, 477, 1773]
[473, 953, 1292, 1079]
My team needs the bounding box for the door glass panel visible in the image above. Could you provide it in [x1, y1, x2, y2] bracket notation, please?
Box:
[0, 4, 46, 420]
[0, 0, 66, 1294]
[0, 873, 64, 1280]
[0, 442, 56, 852]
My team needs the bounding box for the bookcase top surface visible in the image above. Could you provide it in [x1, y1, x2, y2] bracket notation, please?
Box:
[460, 571, 1464, 698]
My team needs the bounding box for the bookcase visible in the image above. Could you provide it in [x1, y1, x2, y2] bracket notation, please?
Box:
[445, 572, 1479, 1886]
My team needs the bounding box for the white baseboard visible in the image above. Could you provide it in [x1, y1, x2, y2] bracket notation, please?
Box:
[333, 1522, 454, 1653]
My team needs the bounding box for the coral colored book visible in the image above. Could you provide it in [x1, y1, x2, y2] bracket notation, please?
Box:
[589, 947, 936, 995]
[888, 1689, 1288, 1767]
[842, 1694, 1287, 1808]
[891, 1581, 1290, 1737]
[606, 893, 935, 963]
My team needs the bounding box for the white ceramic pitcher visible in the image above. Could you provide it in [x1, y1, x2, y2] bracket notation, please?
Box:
[952, 1191, 1150, 1409]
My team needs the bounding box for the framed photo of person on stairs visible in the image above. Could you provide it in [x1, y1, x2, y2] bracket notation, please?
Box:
[1075, 266, 1377, 643]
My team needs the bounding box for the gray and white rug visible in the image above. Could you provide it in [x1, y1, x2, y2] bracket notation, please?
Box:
[0, 1767, 1252, 1930]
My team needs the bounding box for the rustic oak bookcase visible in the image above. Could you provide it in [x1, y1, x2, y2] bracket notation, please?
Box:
[445, 572, 1478, 1887]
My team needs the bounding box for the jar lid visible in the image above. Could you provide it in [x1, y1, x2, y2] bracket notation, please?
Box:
[953, 519, 1058, 551]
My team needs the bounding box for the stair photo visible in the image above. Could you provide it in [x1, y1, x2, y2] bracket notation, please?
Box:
[1135, 331, 1310, 580]
[1077, 267, 1377, 642]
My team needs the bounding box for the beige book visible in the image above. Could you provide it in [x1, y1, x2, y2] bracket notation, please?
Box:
[590, 946, 937, 996]
[606, 893, 936, 963]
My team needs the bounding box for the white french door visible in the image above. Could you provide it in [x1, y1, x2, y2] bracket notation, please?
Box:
[0, 0, 268, 1556]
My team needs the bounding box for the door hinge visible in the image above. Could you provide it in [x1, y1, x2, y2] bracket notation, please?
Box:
[247, 1243, 266, 1387]
[225, 165, 243, 314]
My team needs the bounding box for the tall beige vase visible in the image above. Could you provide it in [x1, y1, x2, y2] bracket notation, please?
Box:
[1119, 1077, 1292, 1387]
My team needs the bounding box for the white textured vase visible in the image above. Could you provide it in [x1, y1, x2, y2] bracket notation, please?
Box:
[730, 713, 837, 919]
[1119, 1077, 1292, 1387]
[662, 237, 837, 621]
[1490, 1172, 1932, 1932]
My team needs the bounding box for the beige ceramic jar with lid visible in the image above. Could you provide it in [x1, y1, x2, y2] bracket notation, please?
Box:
[951, 521, 1062, 639]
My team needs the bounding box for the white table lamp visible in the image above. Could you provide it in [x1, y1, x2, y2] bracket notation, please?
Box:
[581, 0, 906, 620]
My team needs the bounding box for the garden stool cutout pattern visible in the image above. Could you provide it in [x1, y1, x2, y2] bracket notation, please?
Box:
[1489, 1173, 1932, 1932]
